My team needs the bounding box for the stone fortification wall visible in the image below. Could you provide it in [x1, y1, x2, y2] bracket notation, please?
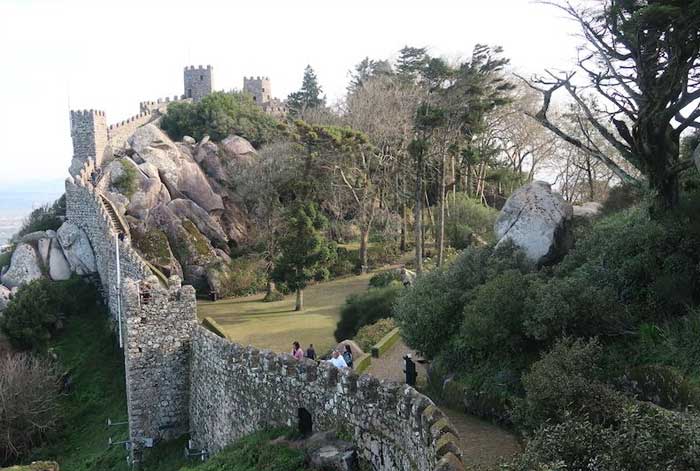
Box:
[139, 95, 188, 114]
[65, 159, 197, 462]
[184, 65, 213, 102]
[189, 327, 464, 471]
[108, 111, 155, 149]
[122, 277, 197, 455]
[65, 159, 150, 317]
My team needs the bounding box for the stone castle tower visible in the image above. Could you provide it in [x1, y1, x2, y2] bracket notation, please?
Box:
[184, 65, 213, 102]
[243, 76, 272, 104]
[69, 109, 108, 177]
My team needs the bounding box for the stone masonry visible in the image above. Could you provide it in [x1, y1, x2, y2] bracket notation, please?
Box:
[190, 327, 464, 471]
[184, 65, 213, 102]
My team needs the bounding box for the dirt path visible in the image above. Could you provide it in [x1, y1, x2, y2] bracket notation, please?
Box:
[366, 339, 521, 470]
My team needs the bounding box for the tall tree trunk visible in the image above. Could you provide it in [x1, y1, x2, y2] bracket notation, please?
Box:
[437, 154, 446, 267]
[400, 176, 407, 252]
[359, 225, 370, 273]
[414, 155, 423, 274]
[295, 289, 303, 311]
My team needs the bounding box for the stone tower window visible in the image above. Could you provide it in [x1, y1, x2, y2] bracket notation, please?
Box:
[200, 75, 204, 80]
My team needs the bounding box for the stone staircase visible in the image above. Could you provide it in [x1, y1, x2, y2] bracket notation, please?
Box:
[99, 194, 129, 237]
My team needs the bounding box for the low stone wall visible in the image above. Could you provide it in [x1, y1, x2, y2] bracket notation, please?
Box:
[189, 327, 464, 471]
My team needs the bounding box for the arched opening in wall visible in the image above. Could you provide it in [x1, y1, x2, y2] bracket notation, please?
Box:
[298, 408, 312, 437]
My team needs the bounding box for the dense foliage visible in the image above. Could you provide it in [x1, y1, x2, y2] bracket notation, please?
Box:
[161, 91, 280, 146]
[395, 191, 700, 468]
[353, 318, 397, 351]
[13, 196, 65, 241]
[444, 193, 498, 248]
[1, 277, 98, 351]
[334, 283, 401, 342]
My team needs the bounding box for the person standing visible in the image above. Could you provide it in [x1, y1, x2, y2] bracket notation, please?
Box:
[342, 344, 354, 369]
[306, 343, 316, 360]
[292, 341, 304, 360]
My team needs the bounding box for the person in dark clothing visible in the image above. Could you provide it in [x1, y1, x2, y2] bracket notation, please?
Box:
[342, 344, 354, 369]
[306, 344, 316, 360]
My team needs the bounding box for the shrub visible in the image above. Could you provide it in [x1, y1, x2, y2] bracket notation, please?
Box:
[513, 338, 628, 431]
[329, 247, 357, 277]
[0, 277, 98, 351]
[601, 183, 642, 214]
[618, 364, 700, 411]
[444, 193, 499, 248]
[354, 318, 396, 351]
[456, 270, 532, 360]
[14, 196, 65, 241]
[508, 404, 700, 471]
[366, 241, 400, 267]
[0, 352, 61, 465]
[369, 270, 401, 288]
[161, 91, 281, 146]
[217, 256, 268, 297]
[1, 279, 61, 351]
[334, 284, 401, 342]
[262, 290, 284, 302]
[112, 160, 138, 198]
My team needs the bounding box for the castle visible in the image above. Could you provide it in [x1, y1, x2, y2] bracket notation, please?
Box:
[63, 66, 463, 470]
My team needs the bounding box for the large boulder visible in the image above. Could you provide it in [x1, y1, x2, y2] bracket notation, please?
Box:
[0, 244, 43, 288]
[573, 202, 603, 220]
[494, 181, 574, 265]
[220, 135, 256, 163]
[56, 222, 97, 275]
[129, 125, 223, 213]
[48, 239, 72, 281]
[0, 284, 11, 312]
[166, 199, 228, 249]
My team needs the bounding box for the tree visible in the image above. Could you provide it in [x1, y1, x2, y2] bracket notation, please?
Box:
[348, 57, 393, 93]
[523, 0, 700, 212]
[160, 91, 280, 146]
[287, 65, 326, 119]
[272, 202, 334, 311]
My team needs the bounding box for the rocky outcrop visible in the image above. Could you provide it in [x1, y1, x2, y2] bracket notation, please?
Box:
[573, 202, 603, 219]
[57, 222, 97, 275]
[305, 432, 358, 471]
[128, 125, 223, 213]
[495, 181, 574, 265]
[0, 243, 43, 288]
[48, 238, 72, 281]
[0, 284, 11, 312]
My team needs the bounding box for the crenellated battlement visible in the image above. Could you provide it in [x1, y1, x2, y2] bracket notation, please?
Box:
[190, 327, 465, 470]
[108, 111, 151, 131]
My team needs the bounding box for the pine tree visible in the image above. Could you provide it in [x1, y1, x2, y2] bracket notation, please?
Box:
[272, 202, 334, 311]
[287, 65, 326, 118]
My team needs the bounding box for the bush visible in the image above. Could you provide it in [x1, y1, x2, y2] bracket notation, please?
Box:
[0, 352, 61, 465]
[369, 270, 401, 288]
[217, 256, 268, 297]
[366, 241, 400, 267]
[329, 247, 357, 277]
[112, 159, 138, 198]
[513, 338, 628, 431]
[354, 318, 396, 351]
[334, 284, 401, 342]
[601, 184, 643, 214]
[0, 277, 98, 351]
[618, 364, 700, 411]
[508, 404, 700, 471]
[444, 193, 499, 248]
[14, 196, 65, 241]
[161, 91, 281, 146]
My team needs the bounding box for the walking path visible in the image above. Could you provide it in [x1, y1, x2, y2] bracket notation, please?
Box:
[366, 339, 521, 470]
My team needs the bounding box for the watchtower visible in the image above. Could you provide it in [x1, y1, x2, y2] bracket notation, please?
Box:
[243, 76, 272, 104]
[69, 109, 108, 178]
[183, 65, 213, 102]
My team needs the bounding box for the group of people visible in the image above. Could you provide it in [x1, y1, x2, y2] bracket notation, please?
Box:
[291, 341, 354, 369]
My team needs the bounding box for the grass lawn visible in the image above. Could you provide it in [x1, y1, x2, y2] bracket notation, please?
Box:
[197, 273, 374, 354]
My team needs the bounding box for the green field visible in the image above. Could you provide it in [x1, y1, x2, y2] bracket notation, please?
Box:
[197, 273, 373, 354]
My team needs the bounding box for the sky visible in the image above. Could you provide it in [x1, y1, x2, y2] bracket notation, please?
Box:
[0, 0, 582, 187]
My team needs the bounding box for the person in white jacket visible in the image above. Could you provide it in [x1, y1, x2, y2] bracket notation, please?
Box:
[328, 350, 348, 369]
